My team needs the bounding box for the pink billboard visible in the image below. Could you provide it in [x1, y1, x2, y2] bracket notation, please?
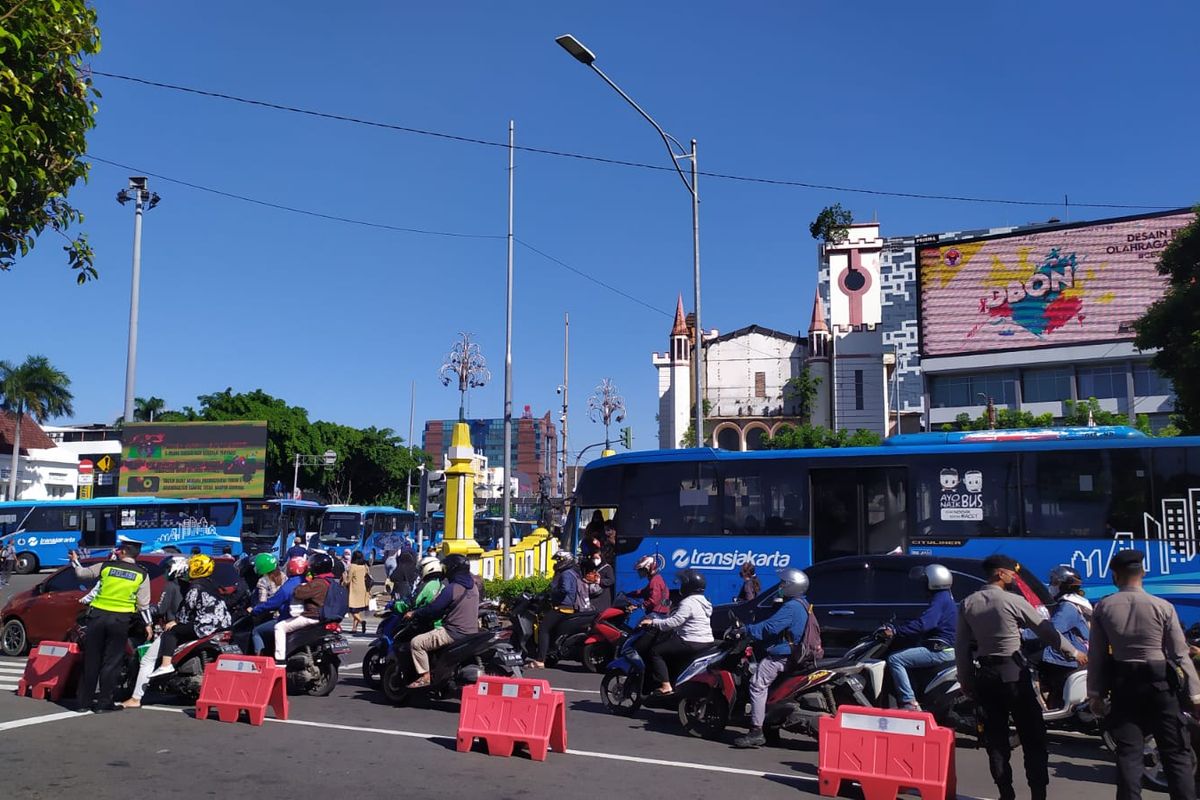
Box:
[919, 210, 1194, 356]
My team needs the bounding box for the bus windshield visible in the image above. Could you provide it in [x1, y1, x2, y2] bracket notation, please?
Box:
[319, 512, 362, 548]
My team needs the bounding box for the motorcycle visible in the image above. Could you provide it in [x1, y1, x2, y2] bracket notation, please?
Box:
[508, 592, 596, 668]
[580, 597, 635, 674]
[675, 622, 875, 743]
[378, 622, 524, 706]
[600, 626, 728, 717]
[363, 608, 407, 688]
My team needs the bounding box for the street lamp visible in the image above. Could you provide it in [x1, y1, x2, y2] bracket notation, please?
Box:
[556, 33, 706, 446]
[293, 449, 337, 499]
[116, 177, 161, 425]
[587, 378, 626, 450]
[439, 332, 490, 421]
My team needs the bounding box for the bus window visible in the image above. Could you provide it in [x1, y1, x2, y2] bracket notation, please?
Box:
[1023, 451, 1119, 537]
[1151, 447, 1200, 506]
[720, 460, 808, 535]
[619, 461, 720, 537]
[914, 454, 1020, 539]
[26, 506, 82, 534]
[82, 507, 118, 549]
[0, 505, 31, 536]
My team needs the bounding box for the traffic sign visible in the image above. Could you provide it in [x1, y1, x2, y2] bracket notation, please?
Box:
[96, 455, 115, 472]
[78, 459, 94, 474]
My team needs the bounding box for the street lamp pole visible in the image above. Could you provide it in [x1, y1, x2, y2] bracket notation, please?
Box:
[116, 177, 160, 424]
[502, 119, 515, 580]
[556, 34, 705, 446]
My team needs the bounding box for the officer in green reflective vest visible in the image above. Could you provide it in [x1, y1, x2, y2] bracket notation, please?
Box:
[71, 536, 152, 713]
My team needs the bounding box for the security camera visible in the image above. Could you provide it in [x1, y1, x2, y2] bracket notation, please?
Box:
[556, 386, 564, 395]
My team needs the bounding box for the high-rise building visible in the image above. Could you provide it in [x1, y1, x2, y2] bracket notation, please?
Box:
[422, 407, 557, 497]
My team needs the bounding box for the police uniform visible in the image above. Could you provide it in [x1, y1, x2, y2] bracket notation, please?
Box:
[1089, 549, 1199, 800]
[73, 538, 152, 712]
[956, 555, 1081, 800]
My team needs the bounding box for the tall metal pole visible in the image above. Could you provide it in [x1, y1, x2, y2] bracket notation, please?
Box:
[292, 453, 300, 498]
[690, 139, 704, 445]
[502, 120, 515, 580]
[406, 380, 416, 511]
[561, 313, 569, 497]
[122, 190, 145, 423]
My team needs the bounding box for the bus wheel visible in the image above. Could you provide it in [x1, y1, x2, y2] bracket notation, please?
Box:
[15, 553, 38, 575]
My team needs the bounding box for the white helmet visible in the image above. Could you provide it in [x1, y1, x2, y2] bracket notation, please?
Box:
[635, 555, 658, 576]
[418, 556, 442, 580]
[910, 563, 953, 591]
[165, 556, 189, 580]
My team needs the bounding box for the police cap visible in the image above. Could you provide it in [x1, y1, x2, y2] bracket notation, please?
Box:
[1108, 549, 1146, 573]
[116, 536, 144, 555]
[981, 554, 1019, 573]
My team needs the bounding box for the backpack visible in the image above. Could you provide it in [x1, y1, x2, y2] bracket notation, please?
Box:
[786, 602, 824, 672]
[320, 576, 350, 623]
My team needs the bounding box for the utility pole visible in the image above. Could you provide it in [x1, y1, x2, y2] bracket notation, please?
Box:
[502, 120, 515, 580]
[561, 312, 569, 497]
[117, 177, 160, 423]
[406, 380, 416, 511]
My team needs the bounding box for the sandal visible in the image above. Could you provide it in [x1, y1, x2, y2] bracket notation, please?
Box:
[406, 676, 431, 689]
[652, 687, 674, 697]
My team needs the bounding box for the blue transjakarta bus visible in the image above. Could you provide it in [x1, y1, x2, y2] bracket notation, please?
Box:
[569, 426, 1200, 623]
[318, 505, 415, 561]
[0, 497, 244, 573]
[241, 499, 326, 556]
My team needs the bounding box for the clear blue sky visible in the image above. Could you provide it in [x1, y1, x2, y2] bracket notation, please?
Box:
[7, 2, 1199, 461]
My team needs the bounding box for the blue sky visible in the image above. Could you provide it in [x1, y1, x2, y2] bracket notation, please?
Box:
[7, 2, 1199, 461]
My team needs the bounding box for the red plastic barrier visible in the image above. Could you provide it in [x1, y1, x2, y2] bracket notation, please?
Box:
[195, 655, 288, 726]
[456, 675, 567, 761]
[16, 641, 81, 701]
[818, 705, 956, 800]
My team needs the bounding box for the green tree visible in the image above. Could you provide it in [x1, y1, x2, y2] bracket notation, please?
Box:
[783, 368, 822, 424]
[193, 388, 316, 492]
[134, 396, 166, 422]
[761, 424, 882, 449]
[809, 203, 853, 245]
[1, 355, 74, 499]
[0, 0, 101, 282]
[1135, 208, 1200, 432]
[678, 400, 713, 448]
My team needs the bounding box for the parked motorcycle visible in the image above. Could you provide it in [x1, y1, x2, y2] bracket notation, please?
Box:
[379, 622, 523, 706]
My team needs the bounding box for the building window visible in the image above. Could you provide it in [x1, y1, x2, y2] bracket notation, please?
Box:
[1133, 363, 1172, 397]
[1022, 367, 1072, 403]
[929, 372, 1016, 408]
[854, 370, 864, 411]
[754, 372, 766, 398]
[1077, 365, 1126, 400]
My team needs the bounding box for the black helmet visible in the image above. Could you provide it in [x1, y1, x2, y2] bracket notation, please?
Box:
[442, 554, 470, 577]
[677, 569, 706, 597]
[308, 551, 333, 575]
[553, 551, 577, 572]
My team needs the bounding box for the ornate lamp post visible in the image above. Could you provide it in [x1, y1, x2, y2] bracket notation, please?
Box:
[439, 333, 490, 421]
[588, 378, 626, 450]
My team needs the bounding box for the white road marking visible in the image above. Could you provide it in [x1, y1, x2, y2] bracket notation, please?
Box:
[0, 710, 87, 732]
[556, 687, 600, 695]
[341, 662, 362, 672]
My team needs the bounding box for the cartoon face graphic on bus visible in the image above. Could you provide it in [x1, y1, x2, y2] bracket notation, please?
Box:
[964, 470, 983, 493]
[939, 469, 959, 491]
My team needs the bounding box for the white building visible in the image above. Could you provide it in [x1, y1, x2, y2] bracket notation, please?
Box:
[0, 414, 79, 500]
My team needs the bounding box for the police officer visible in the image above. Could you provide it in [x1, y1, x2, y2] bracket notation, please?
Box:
[956, 554, 1088, 800]
[1088, 549, 1199, 800]
[70, 536, 153, 713]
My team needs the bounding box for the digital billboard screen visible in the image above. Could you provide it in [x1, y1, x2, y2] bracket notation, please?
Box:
[919, 210, 1194, 356]
[119, 421, 268, 498]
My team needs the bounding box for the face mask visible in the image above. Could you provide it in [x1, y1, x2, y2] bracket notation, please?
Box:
[590, 556, 602, 568]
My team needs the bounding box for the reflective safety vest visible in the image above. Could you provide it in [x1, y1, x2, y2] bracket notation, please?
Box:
[90, 561, 148, 614]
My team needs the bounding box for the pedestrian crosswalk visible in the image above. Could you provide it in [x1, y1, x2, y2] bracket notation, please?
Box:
[0, 656, 27, 692]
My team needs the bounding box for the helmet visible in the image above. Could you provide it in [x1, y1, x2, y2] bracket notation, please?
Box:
[308, 552, 334, 575]
[778, 567, 810, 599]
[442, 554, 470, 577]
[418, 556, 442, 580]
[677, 569, 706, 597]
[1048, 565, 1082, 596]
[165, 556, 190, 581]
[553, 551, 577, 572]
[188, 554, 215, 580]
[253, 553, 279, 577]
[285, 555, 309, 577]
[909, 564, 953, 591]
[635, 555, 657, 577]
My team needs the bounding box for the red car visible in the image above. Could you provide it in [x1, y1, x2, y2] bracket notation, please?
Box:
[1, 554, 245, 657]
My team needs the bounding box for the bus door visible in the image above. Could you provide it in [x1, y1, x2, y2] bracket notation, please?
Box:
[810, 467, 907, 562]
[81, 506, 119, 555]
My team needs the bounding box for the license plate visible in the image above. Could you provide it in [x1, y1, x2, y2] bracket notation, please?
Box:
[330, 636, 352, 655]
[218, 643, 242, 654]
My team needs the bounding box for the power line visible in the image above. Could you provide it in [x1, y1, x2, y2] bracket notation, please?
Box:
[514, 239, 671, 317]
[89, 70, 1178, 212]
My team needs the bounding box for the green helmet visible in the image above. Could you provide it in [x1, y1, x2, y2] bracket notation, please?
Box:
[253, 552, 279, 577]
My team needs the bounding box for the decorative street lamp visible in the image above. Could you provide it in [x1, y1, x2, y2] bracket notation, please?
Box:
[588, 378, 626, 450]
[439, 332, 490, 421]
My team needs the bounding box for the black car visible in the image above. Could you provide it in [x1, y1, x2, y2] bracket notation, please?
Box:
[711, 554, 1052, 655]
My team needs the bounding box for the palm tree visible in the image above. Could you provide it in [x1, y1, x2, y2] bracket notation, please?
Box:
[1, 356, 74, 500]
[135, 396, 166, 422]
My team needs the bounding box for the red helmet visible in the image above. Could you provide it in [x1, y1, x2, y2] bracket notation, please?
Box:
[285, 556, 309, 577]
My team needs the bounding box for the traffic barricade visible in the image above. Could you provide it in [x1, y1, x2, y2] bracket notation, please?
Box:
[818, 705, 956, 800]
[16, 641, 81, 702]
[195, 655, 288, 726]
[456, 675, 567, 761]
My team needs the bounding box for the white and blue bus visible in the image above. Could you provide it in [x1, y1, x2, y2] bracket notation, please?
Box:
[0, 497, 244, 574]
[570, 426, 1200, 623]
[241, 499, 326, 556]
[318, 505, 415, 562]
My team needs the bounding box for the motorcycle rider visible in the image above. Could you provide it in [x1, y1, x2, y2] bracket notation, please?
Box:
[734, 568, 811, 748]
[1039, 565, 1091, 708]
[530, 551, 589, 669]
[394, 556, 444, 614]
[883, 564, 957, 711]
[640, 568, 714, 696]
[249, 555, 307, 656]
[405, 553, 479, 688]
[285, 533, 308, 560]
[627, 555, 670, 619]
[149, 554, 233, 678]
[123, 556, 190, 709]
[254, 553, 285, 603]
[273, 551, 337, 666]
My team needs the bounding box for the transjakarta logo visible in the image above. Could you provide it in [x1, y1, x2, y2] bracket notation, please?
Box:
[671, 548, 791, 571]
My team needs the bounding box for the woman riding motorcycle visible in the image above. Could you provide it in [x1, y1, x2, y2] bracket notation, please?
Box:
[627, 555, 670, 619]
[254, 553, 285, 603]
[1039, 565, 1091, 707]
[250, 555, 308, 655]
[640, 569, 714, 696]
[122, 556, 190, 708]
[148, 554, 233, 678]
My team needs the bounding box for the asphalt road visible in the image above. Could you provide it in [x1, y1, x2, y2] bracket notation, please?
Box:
[0, 570, 1140, 800]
